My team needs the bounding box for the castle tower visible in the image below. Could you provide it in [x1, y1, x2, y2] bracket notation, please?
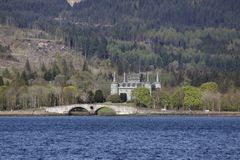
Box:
[144, 72, 152, 94]
[123, 72, 126, 83]
[111, 72, 118, 95]
[155, 72, 161, 89]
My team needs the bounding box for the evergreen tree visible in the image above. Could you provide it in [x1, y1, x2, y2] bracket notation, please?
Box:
[86, 91, 95, 103]
[41, 63, 47, 72]
[94, 90, 105, 103]
[24, 59, 31, 73]
[61, 58, 70, 78]
[44, 70, 53, 81]
[117, 61, 124, 75]
[82, 60, 88, 72]
[69, 60, 75, 76]
[12, 72, 27, 86]
[21, 71, 29, 85]
[23, 59, 34, 80]
[2, 68, 11, 79]
[52, 62, 61, 78]
[0, 76, 4, 86]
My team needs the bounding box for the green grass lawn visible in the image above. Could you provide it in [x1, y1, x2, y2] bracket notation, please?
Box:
[96, 107, 116, 115]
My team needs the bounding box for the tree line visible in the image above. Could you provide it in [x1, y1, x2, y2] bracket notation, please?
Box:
[133, 82, 240, 112]
[0, 56, 112, 110]
[0, 0, 240, 111]
[0, 59, 239, 112]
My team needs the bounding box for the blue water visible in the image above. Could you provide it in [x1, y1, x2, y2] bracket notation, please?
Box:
[0, 116, 240, 160]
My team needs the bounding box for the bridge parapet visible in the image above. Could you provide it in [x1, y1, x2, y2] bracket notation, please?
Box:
[45, 104, 138, 115]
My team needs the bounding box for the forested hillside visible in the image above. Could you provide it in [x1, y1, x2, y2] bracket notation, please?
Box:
[0, 0, 240, 110]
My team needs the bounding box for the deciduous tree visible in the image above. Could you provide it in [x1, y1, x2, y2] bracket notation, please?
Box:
[133, 87, 152, 108]
[183, 86, 202, 110]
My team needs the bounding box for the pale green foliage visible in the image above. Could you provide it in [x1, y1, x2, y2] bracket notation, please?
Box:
[156, 88, 184, 110]
[133, 87, 152, 107]
[24, 85, 51, 108]
[183, 86, 202, 109]
[221, 91, 240, 111]
[172, 88, 184, 109]
[63, 85, 78, 105]
[200, 82, 219, 93]
[159, 91, 172, 109]
[0, 85, 52, 110]
[96, 107, 116, 115]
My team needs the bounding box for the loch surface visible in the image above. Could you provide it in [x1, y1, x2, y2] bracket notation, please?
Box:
[0, 116, 240, 160]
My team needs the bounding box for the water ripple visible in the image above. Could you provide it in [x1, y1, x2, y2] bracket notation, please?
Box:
[0, 116, 240, 159]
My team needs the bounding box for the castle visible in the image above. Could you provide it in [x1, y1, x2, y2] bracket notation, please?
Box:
[111, 73, 161, 101]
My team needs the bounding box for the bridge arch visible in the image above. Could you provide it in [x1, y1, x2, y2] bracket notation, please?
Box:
[94, 106, 116, 115]
[68, 106, 90, 115]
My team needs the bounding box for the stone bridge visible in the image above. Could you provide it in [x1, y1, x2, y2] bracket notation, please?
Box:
[45, 104, 138, 115]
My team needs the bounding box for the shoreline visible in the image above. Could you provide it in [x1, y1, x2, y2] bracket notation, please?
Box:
[1, 109, 240, 117]
[0, 109, 61, 117]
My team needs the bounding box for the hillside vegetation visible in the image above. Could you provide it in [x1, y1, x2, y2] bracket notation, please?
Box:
[0, 0, 240, 111]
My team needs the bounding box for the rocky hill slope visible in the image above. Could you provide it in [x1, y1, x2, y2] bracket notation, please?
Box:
[0, 26, 82, 70]
[0, 0, 240, 88]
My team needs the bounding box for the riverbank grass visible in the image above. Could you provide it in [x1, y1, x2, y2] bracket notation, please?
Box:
[97, 107, 116, 116]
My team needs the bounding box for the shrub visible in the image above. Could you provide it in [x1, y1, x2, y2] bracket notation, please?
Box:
[94, 90, 105, 103]
[133, 87, 152, 107]
[107, 94, 121, 103]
